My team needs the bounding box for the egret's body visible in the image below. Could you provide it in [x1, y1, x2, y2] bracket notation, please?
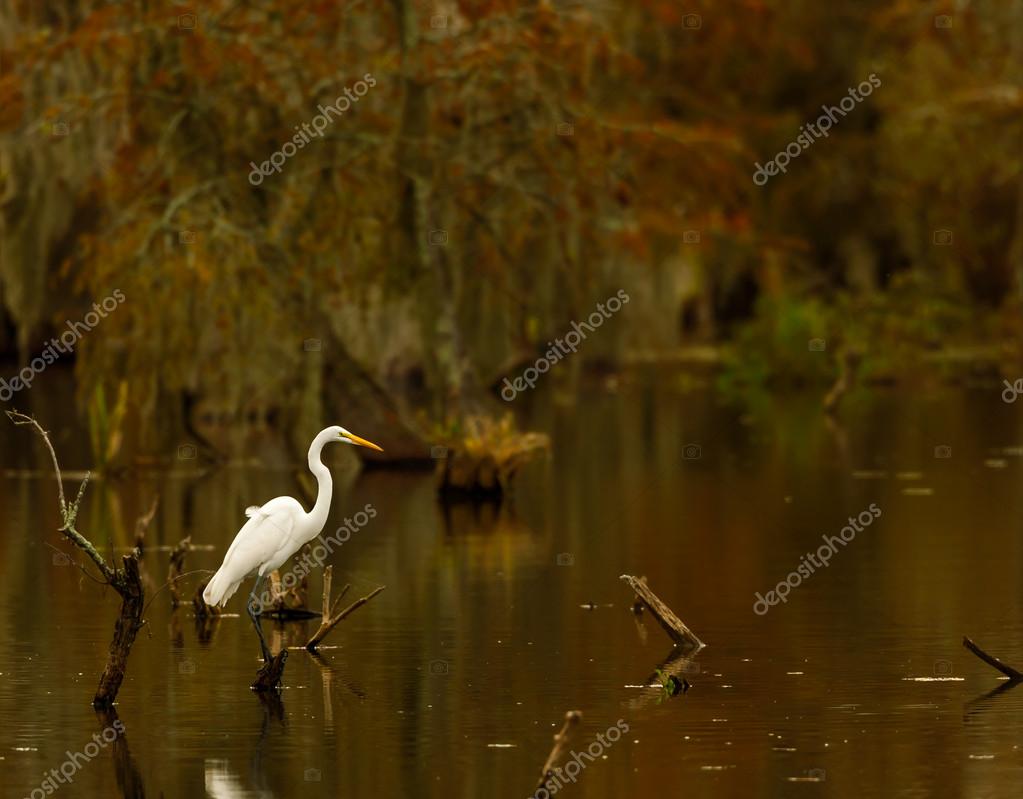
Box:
[202, 496, 305, 607]
[203, 425, 382, 660]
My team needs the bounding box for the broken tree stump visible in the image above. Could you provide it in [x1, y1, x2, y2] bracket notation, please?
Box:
[535, 710, 582, 794]
[620, 574, 703, 651]
[193, 580, 220, 619]
[251, 650, 289, 692]
[963, 636, 1023, 682]
[436, 414, 550, 501]
[306, 567, 386, 651]
[192, 581, 220, 643]
[94, 552, 145, 708]
[168, 536, 191, 608]
[133, 497, 159, 555]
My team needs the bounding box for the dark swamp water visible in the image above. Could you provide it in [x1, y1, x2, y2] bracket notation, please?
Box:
[3, 376, 1023, 798]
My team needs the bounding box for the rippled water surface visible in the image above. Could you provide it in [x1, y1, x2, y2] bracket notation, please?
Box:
[3, 381, 1022, 798]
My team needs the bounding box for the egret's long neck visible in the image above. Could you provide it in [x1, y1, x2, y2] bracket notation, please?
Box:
[306, 431, 334, 534]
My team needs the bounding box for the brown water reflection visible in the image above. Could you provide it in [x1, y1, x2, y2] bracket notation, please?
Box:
[3, 381, 1023, 798]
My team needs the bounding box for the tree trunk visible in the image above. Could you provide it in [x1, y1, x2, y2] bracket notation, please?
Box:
[93, 554, 145, 709]
[392, 0, 479, 423]
[322, 332, 431, 462]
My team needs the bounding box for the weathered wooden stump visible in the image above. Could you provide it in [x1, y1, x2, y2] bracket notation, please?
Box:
[251, 650, 289, 692]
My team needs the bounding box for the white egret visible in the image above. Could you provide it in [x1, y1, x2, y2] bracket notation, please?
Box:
[202, 425, 383, 661]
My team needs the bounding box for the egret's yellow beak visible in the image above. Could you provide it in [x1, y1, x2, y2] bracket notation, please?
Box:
[344, 431, 383, 452]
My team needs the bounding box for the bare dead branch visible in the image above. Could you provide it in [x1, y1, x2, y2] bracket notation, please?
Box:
[7, 410, 115, 583]
[134, 496, 159, 552]
[963, 636, 1023, 682]
[305, 572, 385, 651]
[535, 710, 583, 793]
[168, 537, 192, 608]
[621, 574, 703, 650]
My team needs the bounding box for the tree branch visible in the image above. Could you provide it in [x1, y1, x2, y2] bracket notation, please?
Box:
[621, 574, 703, 651]
[305, 570, 384, 651]
[6, 410, 115, 583]
[963, 636, 1023, 682]
[535, 710, 582, 793]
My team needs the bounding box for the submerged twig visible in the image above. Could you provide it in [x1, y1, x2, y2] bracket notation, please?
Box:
[963, 636, 1023, 682]
[168, 536, 191, 608]
[620, 574, 703, 650]
[535, 710, 582, 794]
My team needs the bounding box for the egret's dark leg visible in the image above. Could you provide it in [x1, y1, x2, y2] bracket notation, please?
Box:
[247, 575, 272, 663]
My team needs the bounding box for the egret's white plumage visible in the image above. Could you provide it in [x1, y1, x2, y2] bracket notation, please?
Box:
[202, 497, 301, 606]
[202, 426, 383, 620]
